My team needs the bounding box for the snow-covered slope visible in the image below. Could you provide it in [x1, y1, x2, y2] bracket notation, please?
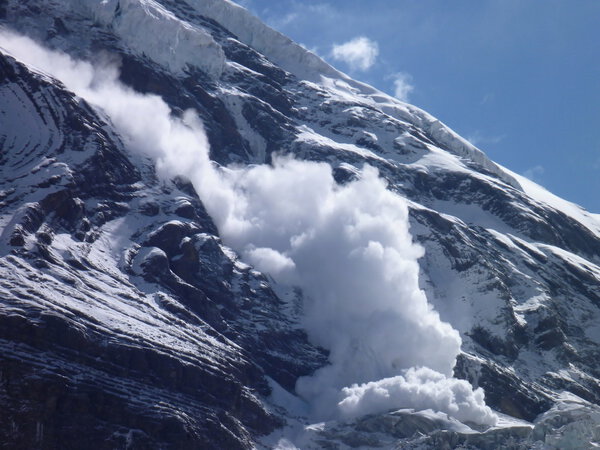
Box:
[0, 48, 330, 448]
[2, 0, 600, 448]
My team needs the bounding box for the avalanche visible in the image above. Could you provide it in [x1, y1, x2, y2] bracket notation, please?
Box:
[1, 29, 496, 426]
[4, 0, 600, 447]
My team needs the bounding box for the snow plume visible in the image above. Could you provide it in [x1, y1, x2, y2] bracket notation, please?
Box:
[0, 30, 496, 426]
[339, 367, 498, 425]
[0, 30, 233, 218]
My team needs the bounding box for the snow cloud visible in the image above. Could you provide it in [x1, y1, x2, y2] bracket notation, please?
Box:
[390, 72, 414, 102]
[331, 36, 379, 71]
[339, 367, 498, 425]
[221, 159, 469, 420]
[0, 30, 496, 426]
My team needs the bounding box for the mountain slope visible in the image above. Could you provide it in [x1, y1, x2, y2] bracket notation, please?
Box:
[0, 48, 332, 448]
[2, 0, 600, 448]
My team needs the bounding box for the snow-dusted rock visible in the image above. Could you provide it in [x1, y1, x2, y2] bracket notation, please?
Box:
[2, 0, 600, 448]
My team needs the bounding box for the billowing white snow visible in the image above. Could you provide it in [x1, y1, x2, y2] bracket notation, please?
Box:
[0, 30, 497, 426]
[338, 367, 497, 425]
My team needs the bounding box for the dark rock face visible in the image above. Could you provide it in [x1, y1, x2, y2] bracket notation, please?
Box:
[454, 354, 553, 422]
[2, 0, 600, 448]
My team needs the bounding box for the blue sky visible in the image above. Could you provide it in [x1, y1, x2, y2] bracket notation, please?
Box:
[236, 0, 600, 212]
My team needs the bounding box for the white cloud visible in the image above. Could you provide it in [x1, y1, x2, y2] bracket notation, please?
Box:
[523, 165, 545, 182]
[266, 12, 298, 29]
[1, 30, 496, 427]
[261, 2, 334, 32]
[390, 72, 414, 102]
[466, 130, 505, 147]
[480, 92, 495, 105]
[331, 36, 379, 71]
[305, 3, 334, 15]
